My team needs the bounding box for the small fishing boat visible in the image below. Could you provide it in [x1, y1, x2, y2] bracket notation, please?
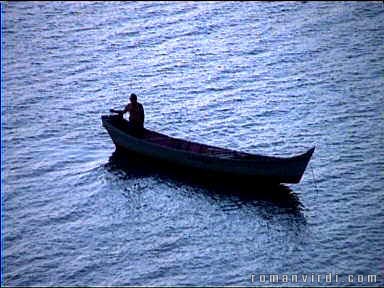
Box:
[101, 114, 315, 184]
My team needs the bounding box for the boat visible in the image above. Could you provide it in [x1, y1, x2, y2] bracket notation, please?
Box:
[101, 114, 315, 184]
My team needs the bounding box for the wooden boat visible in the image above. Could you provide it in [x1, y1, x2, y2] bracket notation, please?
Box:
[101, 115, 315, 184]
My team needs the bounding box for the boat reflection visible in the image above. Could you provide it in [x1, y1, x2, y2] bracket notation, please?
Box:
[106, 150, 304, 214]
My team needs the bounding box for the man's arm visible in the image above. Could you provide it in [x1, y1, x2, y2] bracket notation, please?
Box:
[122, 104, 131, 114]
[110, 104, 130, 114]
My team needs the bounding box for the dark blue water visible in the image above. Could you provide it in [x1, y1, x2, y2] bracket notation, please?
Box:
[2, 2, 383, 286]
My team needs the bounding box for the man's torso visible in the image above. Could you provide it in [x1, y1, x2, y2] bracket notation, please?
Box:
[126, 102, 144, 127]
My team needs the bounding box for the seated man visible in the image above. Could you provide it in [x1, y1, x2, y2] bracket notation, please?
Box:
[110, 93, 145, 135]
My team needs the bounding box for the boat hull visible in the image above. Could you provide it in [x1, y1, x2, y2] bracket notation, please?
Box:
[102, 115, 315, 184]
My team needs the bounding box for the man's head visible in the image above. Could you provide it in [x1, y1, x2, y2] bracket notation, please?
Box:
[130, 93, 137, 103]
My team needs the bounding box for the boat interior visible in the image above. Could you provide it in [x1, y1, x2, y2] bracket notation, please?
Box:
[107, 115, 255, 160]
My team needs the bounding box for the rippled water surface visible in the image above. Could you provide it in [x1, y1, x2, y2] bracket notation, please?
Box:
[2, 2, 384, 286]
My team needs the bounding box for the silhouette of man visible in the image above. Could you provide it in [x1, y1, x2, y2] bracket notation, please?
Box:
[111, 93, 144, 135]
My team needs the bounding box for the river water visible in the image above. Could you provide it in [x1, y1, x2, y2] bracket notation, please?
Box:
[2, 2, 383, 286]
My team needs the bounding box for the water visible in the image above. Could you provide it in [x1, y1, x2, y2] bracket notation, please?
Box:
[2, 1, 383, 286]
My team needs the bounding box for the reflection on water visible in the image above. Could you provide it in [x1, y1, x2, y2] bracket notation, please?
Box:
[106, 150, 304, 216]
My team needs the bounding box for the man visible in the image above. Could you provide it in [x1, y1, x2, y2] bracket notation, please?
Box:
[110, 93, 145, 134]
